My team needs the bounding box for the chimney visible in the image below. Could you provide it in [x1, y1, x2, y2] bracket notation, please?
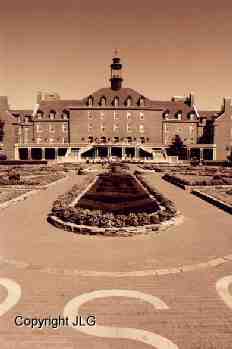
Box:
[222, 97, 231, 113]
[189, 92, 195, 107]
[36, 91, 42, 104]
[0, 96, 9, 111]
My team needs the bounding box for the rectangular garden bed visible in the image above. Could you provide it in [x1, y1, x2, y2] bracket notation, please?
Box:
[192, 187, 232, 214]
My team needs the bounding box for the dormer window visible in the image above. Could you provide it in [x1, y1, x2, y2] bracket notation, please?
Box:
[189, 112, 195, 121]
[163, 110, 169, 119]
[176, 110, 182, 120]
[113, 97, 119, 107]
[62, 110, 69, 119]
[37, 110, 43, 119]
[88, 96, 93, 106]
[49, 110, 56, 120]
[126, 96, 132, 107]
[100, 96, 106, 106]
[139, 96, 145, 107]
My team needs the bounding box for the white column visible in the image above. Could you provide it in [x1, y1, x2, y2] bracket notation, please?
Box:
[55, 147, 58, 160]
[42, 148, 45, 160]
[213, 147, 216, 160]
[200, 148, 204, 161]
[14, 146, 19, 160]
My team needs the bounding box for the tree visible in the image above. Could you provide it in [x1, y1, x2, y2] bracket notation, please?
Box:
[0, 120, 4, 142]
[167, 134, 186, 159]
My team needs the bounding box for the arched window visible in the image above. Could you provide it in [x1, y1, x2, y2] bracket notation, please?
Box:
[113, 96, 119, 107]
[37, 110, 44, 119]
[125, 96, 132, 107]
[100, 96, 106, 106]
[88, 96, 93, 106]
[49, 110, 56, 120]
[175, 110, 182, 120]
[188, 111, 195, 121]
[62, 109, 69, 119]
[139, 96, 145, 107]
[163, 109, 169, 119]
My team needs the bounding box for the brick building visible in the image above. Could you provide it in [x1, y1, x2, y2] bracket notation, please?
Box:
[0, 54, 231, 162]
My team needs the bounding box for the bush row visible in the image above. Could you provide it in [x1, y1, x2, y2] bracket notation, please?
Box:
[163, 173, 232, 186]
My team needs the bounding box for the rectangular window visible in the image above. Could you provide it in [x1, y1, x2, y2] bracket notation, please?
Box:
[49, 124, 55, 133]
[36, 124, 42, 133]
[127, 124, 132, 133]
[24, 128, 29, 143]
[62, 123, 68, 133]
[113, 124, 119, 132]
[139, 112, 144, 120]
[139, 124, 144, 133]
[114, 111, 119, 120]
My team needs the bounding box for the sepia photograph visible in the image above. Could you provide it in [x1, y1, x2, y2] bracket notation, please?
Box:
[0, 0, 232, 348]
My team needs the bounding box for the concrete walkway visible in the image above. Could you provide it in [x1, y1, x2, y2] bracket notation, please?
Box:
[0, 172, 231, 272]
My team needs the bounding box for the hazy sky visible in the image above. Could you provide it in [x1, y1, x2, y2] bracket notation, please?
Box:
[0, 0, 232, 110]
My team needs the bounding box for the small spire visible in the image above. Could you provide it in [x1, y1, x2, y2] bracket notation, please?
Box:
[114, 48, 119, 57]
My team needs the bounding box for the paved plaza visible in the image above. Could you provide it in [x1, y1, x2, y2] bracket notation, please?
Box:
[0, 172, 232, 348]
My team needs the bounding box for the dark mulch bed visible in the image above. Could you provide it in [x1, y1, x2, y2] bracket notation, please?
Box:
[76, 173, 159, 214]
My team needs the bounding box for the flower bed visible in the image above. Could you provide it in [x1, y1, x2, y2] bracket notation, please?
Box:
[0, 189, 30, 204]
[162, 173, 232, 188]
[49, 171, 177, 231]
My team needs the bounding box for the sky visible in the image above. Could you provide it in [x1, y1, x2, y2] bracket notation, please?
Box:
[0, 0, 232, 110]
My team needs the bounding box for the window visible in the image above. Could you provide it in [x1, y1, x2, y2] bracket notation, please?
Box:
[88, 111, 93, 119]
[139, 124, 144, 133]
[62, 110, 69, 119]
[113, 124, 119, 132]
[88, 96, 93, 106]
[36, 137, 42, 144]
[62, 123, 68, 133]
[189, 112, 195, 121]
[139, 97, 145, 106]
[100, 124, 105, 132]
[24, 116, 29, 123]
[127, 124, 132, 133]
[114, 137, 119, 143]
[100, 97, 106, 106]
[114, 111, 119, 120]
[49, 138, 54, 143]
[139, 112, 144, 120]
[127, 112, 132, 120]
[37, 111, 43, 119]
[36, 123, 42, 133]
[24, 128, 29, 143]
[88, 136, 93, 143]
[113, 97, 119, 107]
[163, 110, 169, 119]
[126, 97, 132, 107]
[49, 124, 55, 133]
[127, 136, 132, 143]
[176, 111, 182, 120]
[140, 137, 145, 143]
[49, 110, 56, 120]
[88, 123, 93, 132]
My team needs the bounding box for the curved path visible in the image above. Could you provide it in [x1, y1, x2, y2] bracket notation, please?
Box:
[0, 171, 232, 349]
[0, 172, 231, 273]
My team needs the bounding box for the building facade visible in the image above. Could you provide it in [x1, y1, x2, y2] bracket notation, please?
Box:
[0, 55, 231, 162]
